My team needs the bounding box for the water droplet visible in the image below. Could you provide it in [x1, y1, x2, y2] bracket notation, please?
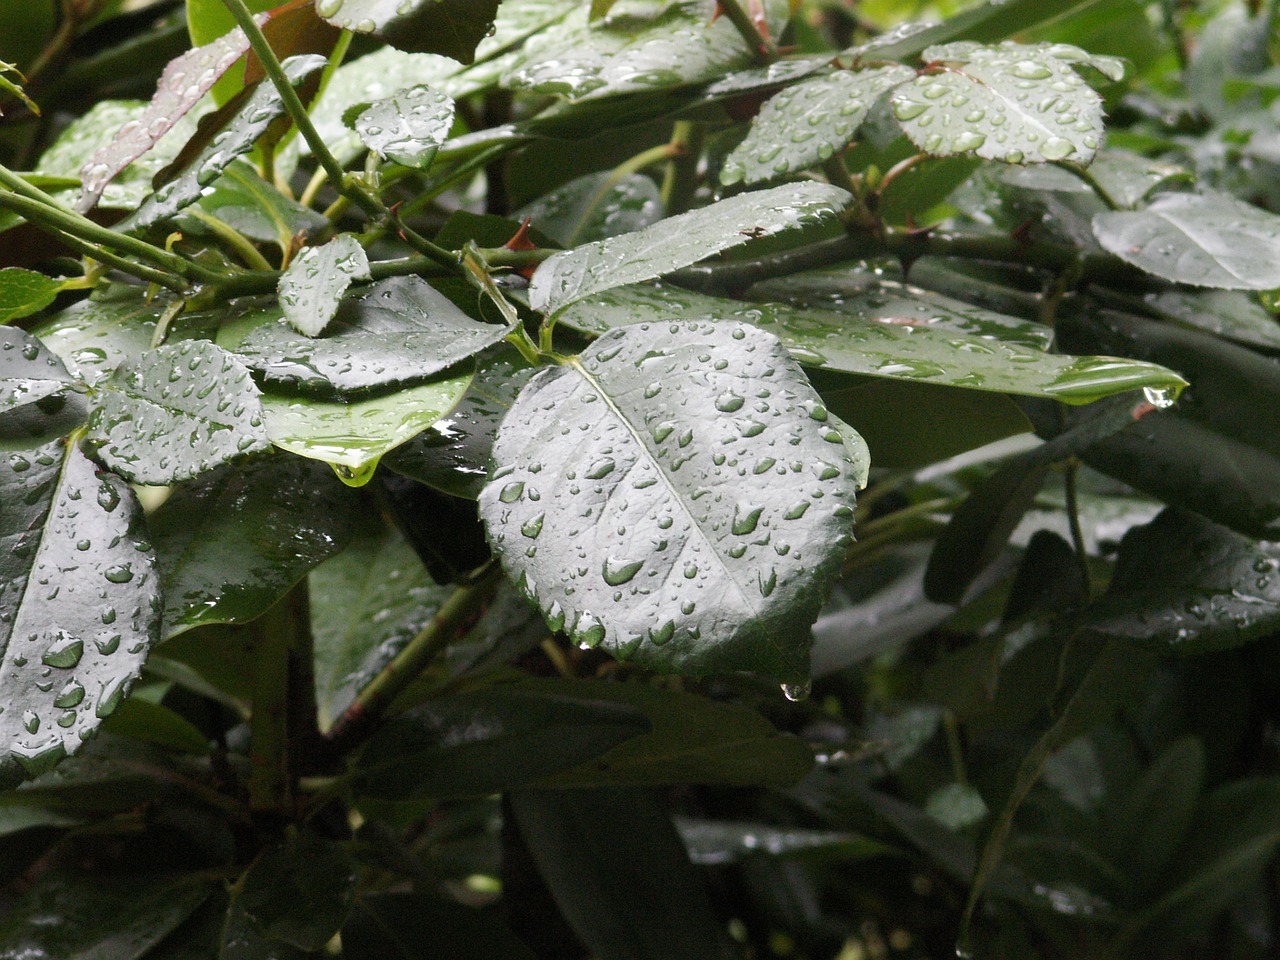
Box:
[22, 710, 40, 733]
[1142, 385, 1177, 409]
[586, 458, 616, 479]
[1040, 136, 1074, 160]
[521, 514, 544, 538]
[649, 620, 675, 646]
[42, 635, 84, 669]
[103, 564, 133, 584]
[499, 481, 525, 503]
[892, 99, 928, 121]
[781, 680, 812, 702]
[54, 680, 85, 708]
[1011, 59, 1053, 80]
[732, 503, 764, 535]
[715, 392, 745, 413]
[602, 557, 644, 586]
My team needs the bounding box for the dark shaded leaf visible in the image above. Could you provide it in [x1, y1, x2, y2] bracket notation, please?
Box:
[344, 893, 538, 960]
[0, 268, 61, 323]
[677, 818, 889, 865]
[278, 234, 371, 337]
[351, 688, 650, 800]
[186, 162, 328, 252]
[228, 835, 356, 952]
[0, 442, 161, 788]
[235, 276, 506, 396]
[528, 182, 851, 314]
[516, 171, 663, 248]
[99, 697, 211, 754]
[480, 321, 859, 683]
[149, 454, 359, 638]
[1144, 288, 1280, 352]
[509, 787, 724, 960]
[86, 340, 269, 484]
[354, 83, 455, 169]
[1, 326, 76, 411]
[318, 0, 500, 62]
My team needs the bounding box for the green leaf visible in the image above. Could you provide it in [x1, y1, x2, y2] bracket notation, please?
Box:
[502, 1, 788, 101]
[234, 276, 507, 396]
[1084, 509, 1280, 653]
[278, 235, 371, 338]
[479, 320, 859, 683]
[515, 171, 663, 247]
[74, 26, 251, 211]
[554, 282, 1186, 403]
[353, 83, 455, 169]
[350, 688, 650, 800]
[99, 696, 212, 754]
[722, 66, 914, 186]
[226, 835, 356, 952]
[86, 340, 270, 485]
[183, 162, 328, 252]
[260, 371, 473, 475]
[1143, 288, 1280, 352]
[528, 182, 851, 314]
[29, 287, 169, 386]
[149, 455, 359, 638]
[318, 0, 500, 61]
[517, 678, 814, 788]
[344, 894, 539, 960]
[1, 326, 76, 411]
[126, 55, 328, 230]
[0, 442, 161, 787]
[0, 871, 213, 960]
[508, 787, 723, 960]
[0, 268, 61, 323]
[1092, 191, 1280, 290]
[384, 346, 536, 499]
[677, 818, 889, 865]
[891, 42, 1104, 164]
[310, 522, 450, 731]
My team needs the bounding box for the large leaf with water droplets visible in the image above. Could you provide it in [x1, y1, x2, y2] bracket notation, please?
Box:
[126, 55, 327, 231]
[235, 276, 506, 396]
[528, 182, 851, 314]
[890, 42, 1105, 164]
[30, 288, 171, 387]
[479, 320, 859, 684]
[553, 282, 1186, 403]
[515, 171, 663, 247]
[354, 84, 455, 169]
[279, 235, 371, 338]
[1083, 509, 1280, 654]
[0, 443, 161, 788]
[722, 66, 914, 186]
[1143, 289, 1280, 352]
[260, 370, 473, 475]
[1, 327, 76, 412]
[503, 0, 788, 101]
[317, 0, 499, 61]
[149, 455, 359, 638]
[384, 346, 535, 499]
[1092, 192, 1280, 290]
[86, 340, 269, 485]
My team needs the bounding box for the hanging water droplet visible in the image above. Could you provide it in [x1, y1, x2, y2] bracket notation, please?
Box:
[781, 680, 812, 702]
[1141, 385, 1177, 409]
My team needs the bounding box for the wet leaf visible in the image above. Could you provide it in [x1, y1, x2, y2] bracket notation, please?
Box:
[1143, 288, 1280, 352]
[529, 182, 852, 314]
[100, 696, 211, 754]
[310, 522, 451, 731]
[1093, 191, 1280, 290]
[554, 282, 1185, 403]
[677, 818, 889, 865]
[278, 235, 371, 338]
[384, 346, 535, 499]
[75, 23, 260, 211]
[86, 340, 269, 485]
[227, 835, 356, 952]
[0, 442, 161, 788]
[516, 171, 663, 247]
[126, 55, 328, 231]
[1, 326, 76, 411]
[149, 455, 359, 638]
[509, 787, 723, 960]
[479, 320, 859, 683]
[317, 0, 499, 61]
[722, 66, 914, 186]
[0, 268, 62, 323]
[351, 688, 650, 800]
[29, 287, 169, 386]
[0, 870, 213, 960]
[235, 276, 506, 396]
[1084, 509, 1280, 653]
[503, 1, 789, 101]
[891, 42, 1105, 164]
[518, 678, 815, 788]
[344, 894, 538, 960]
[184, 161, 327, 252]
[353, 83, 455, 169]
[260, 370, 473, 474]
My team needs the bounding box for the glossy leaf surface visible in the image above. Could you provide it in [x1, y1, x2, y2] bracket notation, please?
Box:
[722, 66, 914, 185]
[227, 835, 356, 952]
[278, 235, 371, 338]
[354, 83, 455, 169]
[479, 320, 859, 683]
[317, 0, 500, 61]
[186, 162, 328, 251]
[236, 276, 506, 396]
[516, 171, 663, 247]
[0, 268, 61, 323]
[1093, 191, 1280, 289]
[891, 42, 1105, 164]
[1144, 288, 1280, 352]
[678, 818, 889, 865]
[1085, 509, 1280, 653]
[1, 326, 76, 411]
[149, 455, 358, 637]
[86, 340, 269, 484]
[30, 289, 170, 386]
[529, 182, 851, 313]
[0, 443, 160, 787]
[351, 688, 650, 800]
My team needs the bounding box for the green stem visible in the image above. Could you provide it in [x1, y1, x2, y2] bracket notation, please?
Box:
[186, 208, 274, 271]
[247, 586, 308, 814]
[324, 566, 503, 751]
[1063, 459, 1093, 604]
[661, 121, 705, 216]
[48, 225, 188, 293]
[823, 157, 878, 232]
[397, 143, 514, 221]
[1051, 160, 1120, 211]
[717, 0, 777, 62]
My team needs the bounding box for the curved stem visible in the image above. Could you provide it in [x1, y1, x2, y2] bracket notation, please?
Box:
[717, 0, 778, 62]
[186, 208, 274, 271]
[1051, 159, 1120, 211]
